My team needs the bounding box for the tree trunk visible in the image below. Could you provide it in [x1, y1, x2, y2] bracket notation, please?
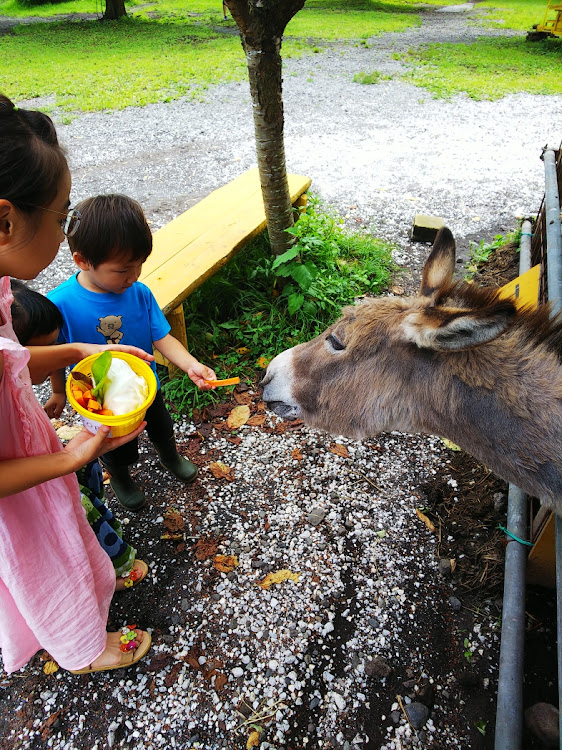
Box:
[103, 0, 127, 20]
[225, 0, 306, 256]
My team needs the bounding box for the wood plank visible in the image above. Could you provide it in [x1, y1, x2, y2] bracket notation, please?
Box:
[141, 171, 311, 314]
[526, 510, 556, 588]
[141, 170, 311, 280]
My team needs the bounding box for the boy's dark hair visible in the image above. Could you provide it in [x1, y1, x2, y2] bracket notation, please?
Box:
[0, 93, 68, 220]
[10, 279, 63, 345]
[68, 194, 153, 267]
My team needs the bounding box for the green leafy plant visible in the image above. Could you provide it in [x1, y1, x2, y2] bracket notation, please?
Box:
[475, 719, 487, 736]
[353, 70, 391, 85]
[465, 230, 520, 279]
[161, 197, 394, 418]
[463, 637, 473, 664]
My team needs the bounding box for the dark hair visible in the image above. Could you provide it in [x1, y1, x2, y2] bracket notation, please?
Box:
[68, 194, 153, 267]
[0, 93, 68, 215]
[10, 279, 63, 345]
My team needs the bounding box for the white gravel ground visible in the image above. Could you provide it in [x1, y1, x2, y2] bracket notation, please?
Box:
[4, 4, 561, 749]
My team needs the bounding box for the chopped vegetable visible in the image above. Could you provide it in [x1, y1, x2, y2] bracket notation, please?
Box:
[204, 377, 240, 387]
[91, 350, 112, 400]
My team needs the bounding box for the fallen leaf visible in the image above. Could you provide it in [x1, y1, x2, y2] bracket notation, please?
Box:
[225, 436, 242, 446]
[292, 447, 303, 461]
[161, 532, 184, 541]
[214, 673, 228, 692]
[247, 414, 267, 427]
[55, 424, 83, 441]
[194, 536, 219, 561]
[213, 554, 239, 573]
[234, 391, 253, 406]
[209, 461, 235, 481]
[259, 569, 300, 590]
[40, 708, 64, 739]
[450, 558, 457, 573]
[415, 508, 436, 533]
[390, 285, 405, 295]
[43, 660, 59, 675]
[236, 347, 250, 354]
[227, 405, 251, 430]
[329, 443, 349, 458]
[256, 356, 271, 369]
[163, 508, 185, 532]
[247, 731, 261, 749]
[441, 438, 462, 451]
[164, 662, 183, 688]
[146, 654, 173, 672]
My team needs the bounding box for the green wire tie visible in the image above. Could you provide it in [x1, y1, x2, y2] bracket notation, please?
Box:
[520, 232, 534, 237]
[498, 524, 533, 547]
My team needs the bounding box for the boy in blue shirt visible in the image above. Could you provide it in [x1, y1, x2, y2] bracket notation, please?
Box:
[48, 194, 216, 511]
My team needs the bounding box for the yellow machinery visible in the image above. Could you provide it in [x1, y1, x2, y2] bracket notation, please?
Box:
[528, 0, 562, 39]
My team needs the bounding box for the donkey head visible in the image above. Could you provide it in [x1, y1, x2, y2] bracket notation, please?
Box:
[262, 227, 518, 439]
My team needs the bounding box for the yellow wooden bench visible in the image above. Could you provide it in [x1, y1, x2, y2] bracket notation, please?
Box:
[139, 168, 312, 373]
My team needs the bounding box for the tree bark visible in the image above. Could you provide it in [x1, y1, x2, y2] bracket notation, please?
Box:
[103, 0, 127, 20]
[225, 0, 306, 256]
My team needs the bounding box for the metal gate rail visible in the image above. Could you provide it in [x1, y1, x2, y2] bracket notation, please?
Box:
[494, 145, 562, 750]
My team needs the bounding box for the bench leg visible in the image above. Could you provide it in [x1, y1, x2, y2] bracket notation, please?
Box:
[153, 304, 188, 379]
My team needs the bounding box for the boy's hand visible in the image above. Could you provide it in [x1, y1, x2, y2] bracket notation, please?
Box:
[187, 361, 217, 391]
[44, 392, 66, 419]
[76, 343, 155, 363]
[63, 422, 147, 470]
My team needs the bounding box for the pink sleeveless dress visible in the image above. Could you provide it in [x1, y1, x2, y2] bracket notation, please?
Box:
[0, 276, 115, 673]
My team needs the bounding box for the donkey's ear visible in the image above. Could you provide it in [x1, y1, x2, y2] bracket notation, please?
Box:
[420, 227, 456, 298]
[402, 301, 517, 351]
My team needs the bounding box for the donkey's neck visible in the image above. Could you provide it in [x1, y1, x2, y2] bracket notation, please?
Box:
[411, 373, 562, 510]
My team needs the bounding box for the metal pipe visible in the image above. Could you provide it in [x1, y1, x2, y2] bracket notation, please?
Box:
[494, 222, 532, 750]
[543, 147, 562, 746]
[544, 148, 562, 315]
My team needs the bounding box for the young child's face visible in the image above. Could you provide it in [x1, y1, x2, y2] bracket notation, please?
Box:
[26, 327, 60, 385]
[75, 251, 144, 295]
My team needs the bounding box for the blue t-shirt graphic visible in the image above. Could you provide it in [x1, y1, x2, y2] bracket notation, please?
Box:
[48, 274, 170, 382]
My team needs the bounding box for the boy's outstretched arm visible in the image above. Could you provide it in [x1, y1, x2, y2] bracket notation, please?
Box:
[44, 368, 67, 419]
[154, 334, 216, 389]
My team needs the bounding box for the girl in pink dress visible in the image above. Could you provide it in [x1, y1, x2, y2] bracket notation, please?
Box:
[0, 93, 152, 674]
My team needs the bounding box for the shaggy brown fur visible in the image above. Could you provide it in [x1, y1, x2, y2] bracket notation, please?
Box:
[263, 228, 562, 512]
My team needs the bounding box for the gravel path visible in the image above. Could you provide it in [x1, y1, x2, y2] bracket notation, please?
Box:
[3, 5, 562, 750]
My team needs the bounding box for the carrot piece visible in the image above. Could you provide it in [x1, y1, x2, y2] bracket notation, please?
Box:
[82, 389, 93, 402]
[87, 399, 102, 412]
[98, 409, 114, 416]
[204, 377, 240, 387]
[72, 392, 86, 408]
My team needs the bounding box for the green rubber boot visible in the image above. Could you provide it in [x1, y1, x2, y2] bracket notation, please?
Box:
[154, 438, 198, 483]
[106, 466, 146, 512]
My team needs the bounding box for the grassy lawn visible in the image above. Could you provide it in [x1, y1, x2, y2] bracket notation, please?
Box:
[399, 35, 562, 99]
[0, 0, 454, 112]
[1, 0, 560, 111]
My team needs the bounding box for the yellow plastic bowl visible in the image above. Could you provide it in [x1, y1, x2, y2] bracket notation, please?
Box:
[66, 352, 157, 438]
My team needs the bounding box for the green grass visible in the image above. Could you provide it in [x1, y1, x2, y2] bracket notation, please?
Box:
[161, 197, 395, 417]
[400, 36, 562, 99]
[1, 18, 247, 111]
[475, 0, 551, 31]
[353, 69, 391, 84]
[0, 0, 426, 112]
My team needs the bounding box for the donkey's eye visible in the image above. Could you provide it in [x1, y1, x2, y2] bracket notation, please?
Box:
[326, 333, 346, 352]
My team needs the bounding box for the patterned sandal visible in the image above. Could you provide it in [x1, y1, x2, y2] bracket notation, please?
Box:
[117, 559, 149, 591]
[69, 627, 152, 674]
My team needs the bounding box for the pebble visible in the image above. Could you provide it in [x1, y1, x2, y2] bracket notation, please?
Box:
[404, 702, 430, 729]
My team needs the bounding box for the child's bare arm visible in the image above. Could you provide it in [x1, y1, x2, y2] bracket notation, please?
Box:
[0, 422, 147, 498]
[153, 334, 216, 389]
[44, 368, 66, 419]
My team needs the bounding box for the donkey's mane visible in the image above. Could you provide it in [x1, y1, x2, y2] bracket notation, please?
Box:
[436, 281, 562, 360]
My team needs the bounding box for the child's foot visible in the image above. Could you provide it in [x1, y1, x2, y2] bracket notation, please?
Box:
[115, 559, 149, 592]
[109, 473, 146, 511]
[70, 628, 151, 673]
[154, 439, 198, 483]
